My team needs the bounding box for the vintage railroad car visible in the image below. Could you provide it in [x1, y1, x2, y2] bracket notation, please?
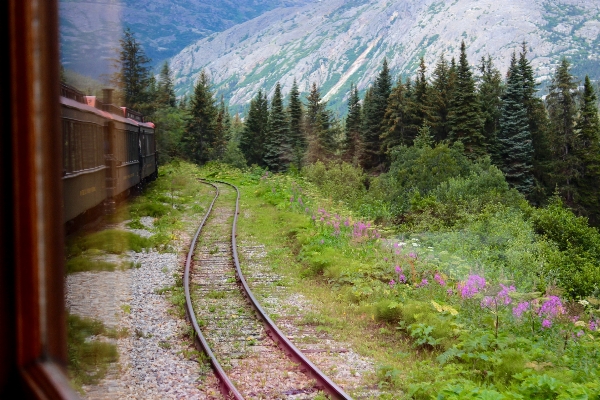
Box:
[60, 83, 157, 224]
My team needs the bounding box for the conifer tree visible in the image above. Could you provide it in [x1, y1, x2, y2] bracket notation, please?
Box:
[411, 57, 436, 133]
[546, 58, 579, 205]
[478, 55, 504, 165]
[157, 61, 176, 108]
[112, 27, 152, 110]
[264, 82, 293, 171]
[240, 89, 269, 167]
[574, 76, 600, 225]
[213, 96, 230, 160]
[361, 58, 392, 171]
[498, 53, 534, 195]
[182, 70, 218, 164]
[382, 77, 413, 158]
[305, 82, 335, 163]
[448, 41, 485, 159]
[288, 79, 305, 166]
[430, 53, 453, 143]
[344, 83, 362, 165]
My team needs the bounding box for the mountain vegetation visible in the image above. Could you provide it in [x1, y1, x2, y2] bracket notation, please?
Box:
[67, 18, 600, 398]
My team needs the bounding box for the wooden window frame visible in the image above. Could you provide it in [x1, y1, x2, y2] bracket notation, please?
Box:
[2, 0, 80, 398]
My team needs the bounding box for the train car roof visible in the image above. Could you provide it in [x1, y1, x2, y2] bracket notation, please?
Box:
[60, 96, 144, 126]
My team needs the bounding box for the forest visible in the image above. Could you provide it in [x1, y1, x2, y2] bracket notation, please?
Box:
[67, 28, 600, 397]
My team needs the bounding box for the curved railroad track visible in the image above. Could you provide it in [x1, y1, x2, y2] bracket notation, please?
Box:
[184, 180, 352, 400]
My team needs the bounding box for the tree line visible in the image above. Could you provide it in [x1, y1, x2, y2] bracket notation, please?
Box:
[111, 28, 600, 226]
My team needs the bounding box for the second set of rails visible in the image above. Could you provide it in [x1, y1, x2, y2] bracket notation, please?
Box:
[183, 180, 352, 399]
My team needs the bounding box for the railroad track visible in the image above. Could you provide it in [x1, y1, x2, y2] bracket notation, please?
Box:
[184, 180, 352, 399]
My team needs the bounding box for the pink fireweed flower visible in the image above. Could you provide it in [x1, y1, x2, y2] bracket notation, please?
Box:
[320, 239, 324, 244]
[344, 219, 350, 227]
[538, 296, 564, 318]
[416, 279, 428, 288]
[399, 274, 407, 283]
[305, 207, 310, 213]
[320, 217, 324, 222]
[389, 280, 396, 287]
[395, 265, 402, 273]
[408, 252, 417, 259]
[497, 284, 516, 305]
[434, 273, 446, 286]
[590, 319, 599, 331]
[577, 330, 584, 337]
[447, 288, 454, 296]
[457, 275, 486, 299]
[513, 301, 530, 319]
[384, 257, 388, 262]
[298, 196, 303, 205]
[541, 319, 552, 329]
[481, 296, 495, 308]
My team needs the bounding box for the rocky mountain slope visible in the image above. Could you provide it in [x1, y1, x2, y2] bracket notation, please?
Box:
[59, 0, 314, 79]
[168, 0, 600, 114]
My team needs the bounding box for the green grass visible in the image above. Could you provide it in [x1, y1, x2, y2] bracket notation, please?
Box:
[67, 314, 120, 391]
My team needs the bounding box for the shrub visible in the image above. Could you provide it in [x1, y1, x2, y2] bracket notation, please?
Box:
[302, 160, 367, 210]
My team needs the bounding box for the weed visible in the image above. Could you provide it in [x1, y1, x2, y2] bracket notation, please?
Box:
[120, 304, 131, 314]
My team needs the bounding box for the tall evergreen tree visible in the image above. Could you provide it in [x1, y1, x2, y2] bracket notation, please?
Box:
[477, 55, 504, 164]
[288, 79, 305, 166]
[448, 41, 485, 159]
[430, 53, 453, 143]
[574, 76, 600, 225]
[361, 58, 392, 171]
[157, 61, 176, 108]
[213, 96, 229, 160]
[305, 82, 335, 163]
[112, 27, 152, 110]
[344, 83, 362, 165]
[498, 53, 534, 195]
[182, 70, 218, 164]
[240, 89, 269, 166]
[546, 58, 579, 205]
[382, 77, 414, 157]
[264, 83, 292, 171]
[411, 57, 436, 133]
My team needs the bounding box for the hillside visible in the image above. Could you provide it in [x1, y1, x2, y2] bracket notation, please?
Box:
[168, 0, 600, 114]
[59, 0, 315, 79]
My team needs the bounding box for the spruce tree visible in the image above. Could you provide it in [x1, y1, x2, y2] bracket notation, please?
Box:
[382, 78, 413, 158]
[213, 96, 230, 160]
[264, 82, 292, 171]
[113, 27, 152, 110]
[412, 57, 436, 133]
[478, 55, 504, 165]
[430, 53, 453, 143]
[361, 58, 392, 171]
[344, 83, 362, 165]
[305, 82, 334, 163]
[157, 61, 176, 108]
[288, 79, 305, 166]
[546, 58, 579, 205]
[240, 89, 269, 167]
[448, 41, 485, 159]
[182, 70, 218, 164]
[574, 76, 600, 225]
[498, 53, 534, 195]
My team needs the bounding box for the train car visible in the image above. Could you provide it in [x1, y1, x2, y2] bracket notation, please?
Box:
[60, 83, 157, 225]
[60, 84, 110, 223]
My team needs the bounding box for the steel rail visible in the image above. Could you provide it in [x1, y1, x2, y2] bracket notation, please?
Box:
[183, 180, 244, 400]
[216, 180, 353, 400]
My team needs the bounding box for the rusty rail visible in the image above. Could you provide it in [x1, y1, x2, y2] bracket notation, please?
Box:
[217, 180, 353, 400]
[183, 180, 243, 400]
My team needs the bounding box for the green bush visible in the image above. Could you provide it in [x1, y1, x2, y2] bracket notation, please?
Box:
[302, 160, 367, 210]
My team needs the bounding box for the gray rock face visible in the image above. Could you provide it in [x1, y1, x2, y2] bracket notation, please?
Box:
[168, 0, 600, 113]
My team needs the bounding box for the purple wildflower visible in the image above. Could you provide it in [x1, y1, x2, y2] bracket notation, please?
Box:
[320, 239, 324, 244]
[395, 265, 402, 273]
[538, 296, 564, 318]
[384, 257, 388, 262]
[305, 207, 310, 213]
[590, 319, 598, 331]
[481, 296, 495, 308]
[447, 289, 454, 296]
[416, 279, 428, 288]
[408, 252, 417, 259]
[577, 330, 584, 337]
[344, 219, 350, 227]
[298, 196, 303, 205]
[434, 273, 446, 286]
[541, 319, 552, 329]
[399, 274, 407, 283]
[513, 301, 530, 319]
[389, 280, 396, 287]
[497, 284, 516, 305]
[458, 275, 486, 299]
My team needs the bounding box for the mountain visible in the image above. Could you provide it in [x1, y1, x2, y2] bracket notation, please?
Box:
[59, 0, 315, 79]
[168, 0, 600, 115]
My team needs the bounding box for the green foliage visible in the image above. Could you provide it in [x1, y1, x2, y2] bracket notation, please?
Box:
[66, 255, 117, 274]
[302, 160, 367, 210]
[67, 230, 153, 256]
[67, 314, 119, 389]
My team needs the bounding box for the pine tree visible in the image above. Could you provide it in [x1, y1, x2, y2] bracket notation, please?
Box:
[182, 70, 218, 164]
[240, 89, 269, 167]
[112, 27, 152, 110]
[213, 96, 230, 160]
[430, 53, 453, 143]
[574, 76, 600, 225]
[305, 82, 335, 164]
[478, 55, 504, 165]
[157, 61, 176, 108]
[288, 79, 305, 166]
[344, 83, 362, 165]
[264, 82, 293, 171]
[498, 53, 534, 195]
[361, 58, 392, 171]
[448, 41, 485, 159]
[546, 58, 579, 205]
[382, 78, 413, 157]
[412, 57, 436, 133]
